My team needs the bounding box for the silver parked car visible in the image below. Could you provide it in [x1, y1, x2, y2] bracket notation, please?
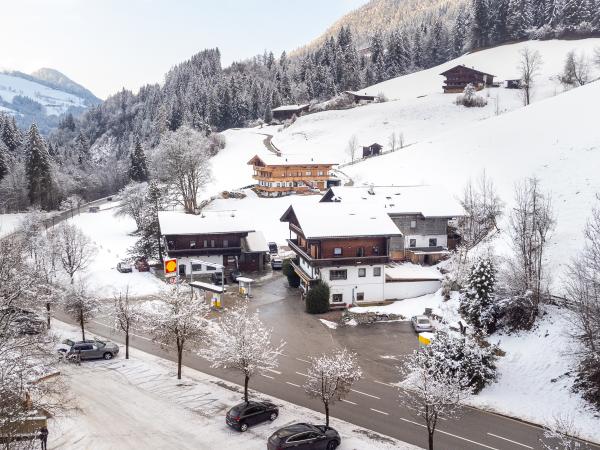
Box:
[64, 339, 120, 360]
[411, 315, 434, 333]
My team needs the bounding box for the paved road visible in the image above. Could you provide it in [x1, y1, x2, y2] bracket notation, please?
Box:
[56, 273, 600, 450]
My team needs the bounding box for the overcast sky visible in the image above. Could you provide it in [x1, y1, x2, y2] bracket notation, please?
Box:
[1, 0, 368, 99]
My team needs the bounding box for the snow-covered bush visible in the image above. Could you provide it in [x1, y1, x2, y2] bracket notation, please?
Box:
[459, 257, 499, 334]
[306, 280, 330, 314]
[495, 291, 538, 332]
[455, 83, 487, 107]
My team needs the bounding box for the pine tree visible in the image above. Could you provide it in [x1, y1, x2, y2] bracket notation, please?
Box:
[0, 140, 9, 182]
[25, 123, 54, 210]
[489, 0, 509, 43]
[451, 6, 470, 57]
[128, 140, 149, 182]
[459, 257, 498, 333]
[74, 131, 89, 166]
[471, 0, 490, 49]
[562, 0, 583, 30]
[131, 181, 164, 261]
[1, 116, 22, 153]
[507, 0, 532, 39]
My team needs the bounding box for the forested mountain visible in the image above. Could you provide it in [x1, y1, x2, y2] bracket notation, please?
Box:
[1, 0, 598, 213]
[30, 68, 101, 105]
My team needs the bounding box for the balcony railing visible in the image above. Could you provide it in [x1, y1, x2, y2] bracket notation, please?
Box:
[287, 239, 390, 267]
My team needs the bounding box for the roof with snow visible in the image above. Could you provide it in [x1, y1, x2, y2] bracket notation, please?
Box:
[439, 65, 495, 77]
[271, 104, 309, 112]
[247, 153, 338, 167]
[158, 211, 254, 236]
[280, 202, 403, 239]
[320, 185, 465, 218]
[243, 231, 269, 253]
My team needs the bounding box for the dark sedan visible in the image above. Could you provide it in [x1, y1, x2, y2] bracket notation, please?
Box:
[267, 423, 340, 450]
[225, 401, 278, 432]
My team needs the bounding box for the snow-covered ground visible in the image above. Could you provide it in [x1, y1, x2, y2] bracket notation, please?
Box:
[0, 212, 28, 238]
[64, 206, 164, 298]
[270, 38, 600, 164]
[50, 320, 419, 450]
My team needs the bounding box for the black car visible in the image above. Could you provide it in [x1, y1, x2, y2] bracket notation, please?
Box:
[225, 401, 278, 432]
[267, 423, 340, 450]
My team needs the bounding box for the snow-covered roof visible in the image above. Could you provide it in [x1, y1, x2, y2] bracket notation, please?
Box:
[271, 104, 309, 112]
[281, 202, 402, 239]
[385, 263, 444, 281]
[248, 153, 338, 167]
[344, 90, 377, 98]
[243, 231, 269, 253]
[322, 185, 465, 218]
[158, 211, 254, 236]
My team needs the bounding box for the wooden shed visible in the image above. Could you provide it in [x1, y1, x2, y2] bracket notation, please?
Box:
[271, 104, 310, 121]
[440, 65, 495, 93]
[344, 91, 378, 104]
[362, 143, 383, 158]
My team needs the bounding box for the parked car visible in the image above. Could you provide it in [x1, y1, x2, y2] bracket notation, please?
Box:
[229, 269, 242, 283]
[116, 261, 132, 273]
[271, 257, 283, 270]
[210, 271, 225, 285]
[88, 206, 100, 213]
[62, 339, 120, 360]
[411, 315, 434, 333]
[135, 258, 150, 272]
[226, 401, 278, 432]
[268, 241, 278, 255]
[268, 423, 340, 450]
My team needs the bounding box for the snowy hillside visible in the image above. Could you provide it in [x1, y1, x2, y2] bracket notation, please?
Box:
[345, 79, 600, 289]
[271, 38, 600, 164]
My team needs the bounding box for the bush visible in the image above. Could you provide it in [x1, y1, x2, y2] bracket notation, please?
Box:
[495, 292, 538, 332]
[306, 280, 330, 314]
[282, 259, 301, 288]
[574, 356, 600, 409]
[456, 83, 488, 108]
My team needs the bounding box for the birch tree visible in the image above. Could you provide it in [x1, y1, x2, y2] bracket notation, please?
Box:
[146, 284, 210, 379]
[53, 222, 95, 284]
[113, 287, 140, 359]
[63, 281, 100, 341]
[303, 348, 362, 426]
[152, 125, 212, 214]
[201, 302, 285, 402]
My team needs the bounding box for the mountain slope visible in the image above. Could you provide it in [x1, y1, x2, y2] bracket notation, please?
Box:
[30, 68, 101, 105]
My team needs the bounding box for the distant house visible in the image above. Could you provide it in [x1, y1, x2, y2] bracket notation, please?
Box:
[344, 91, 378, 104]
[271, 104, 310, 121]
[247, 154, 338, 197]
[505, 79, 522, 89]
[158, 211, 268, 277]
[362, 143, 383, 158]
[320, 185, 465, 265]
[440, 65, 495, 93]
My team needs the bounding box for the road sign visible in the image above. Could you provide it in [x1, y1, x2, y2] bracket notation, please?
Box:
[164, 258, 178, 277]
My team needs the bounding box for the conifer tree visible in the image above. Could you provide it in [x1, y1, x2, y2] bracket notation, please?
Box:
[459, 257, 498, 334]
[25, 123, 54, 210]
[471, 0, 490, 49]
[0, 140, 9, 182]
[1, 116, 22, 153]
[128, 140, 149, 182]
[507, 0, 532, 39]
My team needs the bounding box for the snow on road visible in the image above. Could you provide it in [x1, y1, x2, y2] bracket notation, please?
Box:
[50, 321, 419, 450]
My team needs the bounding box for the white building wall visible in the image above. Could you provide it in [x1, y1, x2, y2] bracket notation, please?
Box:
[384, 280, 441, 300]
[405, 234, 447, 249]
[177, 254, 224, 275]
[320, 265, 385, 305]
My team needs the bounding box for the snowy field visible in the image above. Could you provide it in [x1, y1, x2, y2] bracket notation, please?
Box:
[269, 38, 600, 164]
[50, 320, 419, 450]
[0, 212, 28, 238]
[64, 206, 164, 298]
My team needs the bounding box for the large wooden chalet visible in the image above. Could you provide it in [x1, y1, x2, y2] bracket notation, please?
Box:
[320, 185, 465, 265]
[247, 154, 339, 197]
[271, 104, 310, 121]
[158, 211, 268, 277]
[440, 65, 495, 93]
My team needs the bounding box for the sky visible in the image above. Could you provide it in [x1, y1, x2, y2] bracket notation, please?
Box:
[1, 0, 368, 99]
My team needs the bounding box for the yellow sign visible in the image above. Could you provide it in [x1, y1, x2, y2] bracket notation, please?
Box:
[418, 333, 432, 346]
[164, 258, 177, 277]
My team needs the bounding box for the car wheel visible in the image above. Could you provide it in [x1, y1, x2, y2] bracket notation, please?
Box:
[103, 352, 113, 360]
[327, 440, 339, 450]
[239, 423, 248, 432]
[269, 412, 278, 421]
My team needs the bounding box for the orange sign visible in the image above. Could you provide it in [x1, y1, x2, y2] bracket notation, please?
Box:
[164, 258, 177, 277]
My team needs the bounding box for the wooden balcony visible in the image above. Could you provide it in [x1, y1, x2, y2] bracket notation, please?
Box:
[287, 239, 390, 267]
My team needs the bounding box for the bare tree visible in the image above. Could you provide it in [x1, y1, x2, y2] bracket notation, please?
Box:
[63, 281, 100, 341]
[508, 177, 555, 308]
[303, 348, 362, 426]
[152, 125, 212, 214]
[540, 414, 582, 450]
[399, 132, 405, 149]
[53, 222, 95, 284]
[593, 47, 600, 69]
[401, 349, 472, 450]
[146, 284, 209, 379]
[518, 48, 543, 106]
[114, 181, 149, 231]
[560, 50, 590, 88]
[346, 135, 359, 162]
[113, 287, 140, 359]
[388, 132, 398, 153]
[201, 301, 285, 402]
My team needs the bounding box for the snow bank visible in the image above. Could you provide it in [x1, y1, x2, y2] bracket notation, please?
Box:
[0, 212, 27, 238]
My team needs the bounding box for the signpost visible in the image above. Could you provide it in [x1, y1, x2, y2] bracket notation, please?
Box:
[164, 258, 178, 278]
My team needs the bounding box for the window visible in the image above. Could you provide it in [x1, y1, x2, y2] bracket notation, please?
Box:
[356, 292, 365, 301]
[372, 246, 380, 255]
[190, 240, 196, 249]
[191, 263, 202, 272]
[356, 247, 364, 257]
[373, 267, 381, 277]
[332, 293, 343, 303]
[306, 171, 312, 176]
[167, 240, 175, 249]
[203, 240, 208, 248]
[333, 247, 343, 256]
[358, 268, 366, 277]
[206, 265, 216, 271]
[317, 170, 324, 176]
[429, 238, 438, 247]
[410, 220, 417, 229]
[223, 240, 229, 248]
[329, 270, 347, 280]
[409, 239, 417, 248]
[210, 240, 215, 248]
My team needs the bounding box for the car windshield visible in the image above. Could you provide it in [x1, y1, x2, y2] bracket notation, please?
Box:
[418, 319, 430, 324]
[62, 339, 74, 346]
[94, 340, 106, 348]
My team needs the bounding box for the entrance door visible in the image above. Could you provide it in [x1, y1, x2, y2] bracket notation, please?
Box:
[179, 263, 186, 276]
